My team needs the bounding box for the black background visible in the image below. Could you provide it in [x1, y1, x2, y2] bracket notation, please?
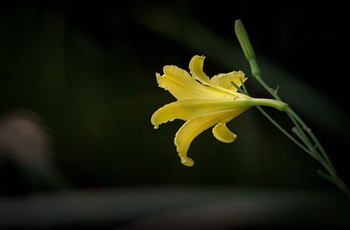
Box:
[0, 0, 349, 193]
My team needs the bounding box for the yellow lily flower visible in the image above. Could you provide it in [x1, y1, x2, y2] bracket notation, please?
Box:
[151, 55, 288, 167]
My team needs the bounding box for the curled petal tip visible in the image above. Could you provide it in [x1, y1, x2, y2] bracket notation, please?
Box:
[212, 123, 237, 143]
[181, 157, 194, 167]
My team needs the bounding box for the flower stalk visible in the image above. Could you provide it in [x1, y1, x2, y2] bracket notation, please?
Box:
[235, 19, 350, 198]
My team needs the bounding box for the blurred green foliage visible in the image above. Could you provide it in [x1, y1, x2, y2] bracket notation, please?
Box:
[0, 1, 349, 194]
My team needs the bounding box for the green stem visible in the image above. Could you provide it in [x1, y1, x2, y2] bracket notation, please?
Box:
[288, 109, 337, 175]
[256, 106, 309, 153]
[254, 76, 314, 148]
[235, 18, 349, 197]
[251, 98, 288, 111]
[318, 170, 350, 198]
[255, 73, 348, 196]
[256, 75, 339, 174]
[238, 82, 308, 154]
[254, 75, 335, 171]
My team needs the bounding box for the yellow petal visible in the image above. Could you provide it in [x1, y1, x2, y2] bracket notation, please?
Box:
[151, 99, 253, 128]
[174, 112, 243, 167]
[211, 71, 247, 91]
[157, 66, 232, 100]
[189, 55, 211, 85]
[212, 123, 237, 143]
[189, 55, 249, 99]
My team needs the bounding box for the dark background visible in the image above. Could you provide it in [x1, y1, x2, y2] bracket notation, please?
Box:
[0, 0, 349, 194]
